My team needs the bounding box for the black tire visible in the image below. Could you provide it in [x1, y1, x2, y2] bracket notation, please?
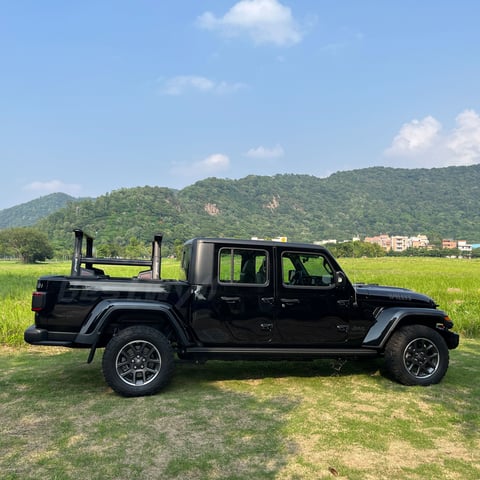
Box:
[384, 325, 449, 386]
[102, 326, 175, 397]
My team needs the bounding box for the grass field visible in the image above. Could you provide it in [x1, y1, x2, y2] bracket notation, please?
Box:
[340, 256, 480, 337]
[0, 257, 479, 479]
[1, 342, 479, 479]
[1, 257, 479, 346]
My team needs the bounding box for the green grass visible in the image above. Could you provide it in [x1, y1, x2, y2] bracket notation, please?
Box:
[0, 341, 479, 479]
[1, 257, 479, 478]
[341, 257, 480, 337]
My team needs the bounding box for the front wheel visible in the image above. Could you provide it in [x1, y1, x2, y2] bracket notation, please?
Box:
[384, 325, 449, 386]
[102, 326, 175, 397]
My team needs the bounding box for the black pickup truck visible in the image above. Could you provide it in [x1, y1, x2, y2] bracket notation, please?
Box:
[25, 229, 459, 396]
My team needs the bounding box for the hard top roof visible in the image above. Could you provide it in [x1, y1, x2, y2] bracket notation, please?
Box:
[186, 237, 330, 252]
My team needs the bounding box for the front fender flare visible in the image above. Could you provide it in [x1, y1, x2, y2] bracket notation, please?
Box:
[362, 307, 448, 349]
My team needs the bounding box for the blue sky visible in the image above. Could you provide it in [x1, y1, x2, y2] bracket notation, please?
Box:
[1, 0, 480, 210]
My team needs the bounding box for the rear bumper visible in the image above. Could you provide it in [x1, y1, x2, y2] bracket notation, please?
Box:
[24, 325, 76, 347]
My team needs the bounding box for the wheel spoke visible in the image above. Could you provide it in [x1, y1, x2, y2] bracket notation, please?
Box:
[115, 339, 162, 386]
[403, 337, 440, 379]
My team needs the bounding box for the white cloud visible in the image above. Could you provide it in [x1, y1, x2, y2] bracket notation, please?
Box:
[200, 153, 230, 171]
[385, 116, 441, 156]
[171, 153, 230, 178]
[245, 144, 284, 159]
[446, 109, 480, 165]
[23, 179, 82, 196]
[197, 0, 302, 46]
[159, 75, 246, 96]
[384, 110, 480, 168]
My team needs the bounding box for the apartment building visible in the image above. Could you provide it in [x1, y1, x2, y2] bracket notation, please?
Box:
[409, 235, 429, 248]
[364, 234, 420, 252]
[442, 239, 457, 249]
[364, 234, 392, 251]
[323, 235, 474, 254]
[390, 236, 409, 252]
[457, 240, 472, 254]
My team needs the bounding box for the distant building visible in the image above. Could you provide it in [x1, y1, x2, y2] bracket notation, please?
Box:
[409, 235, 429, 249]
[391, 236, 409, 252]
[364, 234, 430, 252]
[314, 239, 337, 245]
[442, 239, 458, 249]
[251, 236, 288, 242]
[457, 240, 472, 254]
[364, 234, 392, 251]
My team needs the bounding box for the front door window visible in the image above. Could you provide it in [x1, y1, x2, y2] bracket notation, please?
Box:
[282, 251, 334, 287]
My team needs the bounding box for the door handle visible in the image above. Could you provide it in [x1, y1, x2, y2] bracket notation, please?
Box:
[261, 297, 274, 305]
[260, 323, 273, 331]
[280, 298, 300, 307]
[221, 296, 241, 304]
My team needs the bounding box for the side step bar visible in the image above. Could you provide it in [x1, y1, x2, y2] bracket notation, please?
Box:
[182, 346, 378, 358]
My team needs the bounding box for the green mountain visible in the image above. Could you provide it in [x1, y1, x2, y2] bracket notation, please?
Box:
[32, 165, 480, 254]
[0, 193, 79, 229]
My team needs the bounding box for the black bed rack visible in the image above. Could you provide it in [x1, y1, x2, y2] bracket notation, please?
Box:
[70, 229, 162, 279]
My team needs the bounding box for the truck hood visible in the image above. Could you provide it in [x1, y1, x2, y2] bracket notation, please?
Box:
[353, 283, 437, 309]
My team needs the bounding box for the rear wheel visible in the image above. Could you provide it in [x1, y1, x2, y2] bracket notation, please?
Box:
[384, 325, 449, 386]
[102, 326, 175, 397]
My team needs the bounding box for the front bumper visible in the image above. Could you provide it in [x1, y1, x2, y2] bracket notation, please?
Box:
[442, 329, 460, 350]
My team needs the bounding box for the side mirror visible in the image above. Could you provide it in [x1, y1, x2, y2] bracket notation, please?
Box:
[334, 271, 347, 287]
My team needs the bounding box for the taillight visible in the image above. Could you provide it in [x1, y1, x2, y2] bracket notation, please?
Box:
[32, 291, 47, 312]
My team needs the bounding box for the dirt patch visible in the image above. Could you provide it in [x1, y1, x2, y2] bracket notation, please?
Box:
[276, 436, 476, 480]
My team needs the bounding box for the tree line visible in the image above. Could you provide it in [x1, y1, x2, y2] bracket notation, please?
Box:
[2, 166, 480, 261]
[2, 227, 479, 264]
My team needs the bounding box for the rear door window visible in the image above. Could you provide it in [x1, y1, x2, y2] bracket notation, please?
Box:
[219, 248, 268, 285]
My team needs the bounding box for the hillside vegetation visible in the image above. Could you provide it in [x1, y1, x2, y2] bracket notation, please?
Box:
[3, 165, 480, 253]
[0, 193, 77, 228]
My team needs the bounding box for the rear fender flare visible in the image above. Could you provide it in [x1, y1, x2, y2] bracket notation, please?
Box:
[362, 307, 448, 349]
[74, 299, 190, 347]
